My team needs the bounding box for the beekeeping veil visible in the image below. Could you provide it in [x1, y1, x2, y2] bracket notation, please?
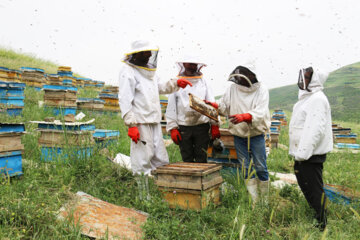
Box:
[228, 65, 258, 87]
[123, 40, 159, 71]
[297, 67, 314, 92]
[177, 55, 206, 77]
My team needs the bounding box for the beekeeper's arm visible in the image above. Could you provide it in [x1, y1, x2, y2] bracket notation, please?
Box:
[247, 87, 269, 127]
[158, 77, 193, 94]
[165, 93, 178, 131]
[118, 70, 137, 127]
[294, 99, 327, 161]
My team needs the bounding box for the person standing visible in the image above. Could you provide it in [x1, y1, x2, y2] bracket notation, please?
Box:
[206, 65, 270, 203]
[165, 56, 220, 163]
[289, 67, 333, 230]
[118, 40, 192, 199]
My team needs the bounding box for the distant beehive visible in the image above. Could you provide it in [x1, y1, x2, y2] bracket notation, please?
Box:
[57, 66, 77, 87]
[99, 86, 120, 112]
[43, 85, 77, 116]
[47, 74, 62, 86]
[77, 98, 105, 111]
[0, 123, 25, 177]
[0, 81, 25, 116]
[0, 67, 22, 83]
[20, 67, 46, 90]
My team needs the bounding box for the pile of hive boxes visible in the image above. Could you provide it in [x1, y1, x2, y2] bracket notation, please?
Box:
[99, 86, 120, 113]
[0, 123, 25, 177]
[0, 81, 25, 116]
[43, 84, 77, 117]
[20, 67, 46, 90]
[34, 119, 95, 162]
[268, 109, 287, 149]
[332, 123, 359, 150]
[77, 98, 105, 112]
[57, 66, 76, 87]
[0, 67, 22, 83]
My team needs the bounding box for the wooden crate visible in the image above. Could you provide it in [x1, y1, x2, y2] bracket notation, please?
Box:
[154, 162, 223, 210]
[0, 132, 24, 152]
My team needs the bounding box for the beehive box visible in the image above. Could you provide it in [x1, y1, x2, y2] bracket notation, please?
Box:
[207, 146, 242, 176]
[334, 143, 360, 149]
[324, 184, 360, 206]
[93, 129, 119, 147]
[153, 162, 223, 210]
[0, 81, 25, 116]
[38, 129, 94, 147]
[20, 67, 46, 89]
[0, 123, 25, 177]
[334, 134, 357, 144]
[219, 128, 235, 148]
[40, 146, 93, 162]
[77, 98, 105, 111]
[333, 128, 352, 135]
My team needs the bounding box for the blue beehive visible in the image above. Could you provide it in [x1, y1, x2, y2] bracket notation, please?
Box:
[0, 81, 25, 116]
[40, 146, 93, 162]
[0, 151, 23, 177]
[93, 129, 120, 147]
[334, 143, 360, 149]
[324, 184, 360, 206]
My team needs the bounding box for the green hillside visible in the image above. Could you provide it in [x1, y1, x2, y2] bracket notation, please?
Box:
[269, 62, 360, 123]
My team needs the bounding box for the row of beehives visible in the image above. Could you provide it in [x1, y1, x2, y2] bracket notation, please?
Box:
[332, 123, 360, 150]
[0, 66, 104, 90]
[0, 121, 120, 177]
[43, 84, 120, 115]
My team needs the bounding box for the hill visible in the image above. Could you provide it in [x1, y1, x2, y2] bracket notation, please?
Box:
[269, 62, 360, 123]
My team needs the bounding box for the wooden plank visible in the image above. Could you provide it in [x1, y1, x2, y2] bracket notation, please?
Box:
[188, 93, 218, 121]
[154, 162, 222, 176]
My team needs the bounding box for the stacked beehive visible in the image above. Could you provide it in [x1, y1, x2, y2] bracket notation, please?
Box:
[33, 119, 95, 162]
[332, 123, 359, 150]
[95, 81, 105, 91]
[58, 66, 76, 87]
[207, 128, 241, 175]
[77, 98, 105, 112]
[0, 81, 25, 116]
[75, 77, 85, 88]
[269, 120, 281, 148]
[20, 67, 46, 90]
[43, 85, 77, 116]
[99, 86, 120, 113]
[272, 109, 287, 126]
[47, 74, 62, 85]
[0, 67, 22, 83]
[83, 78, 92, 88]
[153, 162, 223, 210]
[0, 123, 25, 177]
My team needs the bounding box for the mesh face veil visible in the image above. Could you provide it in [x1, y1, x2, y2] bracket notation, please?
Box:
[228, 66, 258, 87]
[297, 67, 313, 91]
[124, 50, 159, 71]
[177, 62, 205, 77]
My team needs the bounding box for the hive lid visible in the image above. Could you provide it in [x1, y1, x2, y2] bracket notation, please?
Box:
[154, 162, 222, 176]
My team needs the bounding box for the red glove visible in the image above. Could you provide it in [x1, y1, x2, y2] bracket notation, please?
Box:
[229, 113, 252, 124]
[204, 100, 218, 109]
[128, 126, 140, 143]
[170, 129, 182, 144]
[177, 78, 193, 88]
[211, 125, 220, 139]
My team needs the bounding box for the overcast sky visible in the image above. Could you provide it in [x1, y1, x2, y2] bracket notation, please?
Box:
[1, 0, 359, 95]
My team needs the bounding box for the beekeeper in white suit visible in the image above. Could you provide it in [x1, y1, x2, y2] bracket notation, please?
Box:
[118, 40, 192, 200]
[205, 65, 271, 204]
[165, 56, 220, 163]
[289, 67, 332, 231]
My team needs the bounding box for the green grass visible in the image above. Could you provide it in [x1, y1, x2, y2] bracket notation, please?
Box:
[269, 62, 360, 123]
[1, 50, 360, 239]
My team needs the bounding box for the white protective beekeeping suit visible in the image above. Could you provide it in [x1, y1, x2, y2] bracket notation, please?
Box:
[289, 70, 333, 161]
[118, 40, 179, 176]
[217, 80, 271, 138]
[166, 56, 216, 131]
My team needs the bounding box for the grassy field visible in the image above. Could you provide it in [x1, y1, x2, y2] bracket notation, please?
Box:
[1, 50, 360, 239]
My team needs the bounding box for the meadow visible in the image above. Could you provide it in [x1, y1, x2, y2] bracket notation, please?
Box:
[0, 48, 359, 239]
